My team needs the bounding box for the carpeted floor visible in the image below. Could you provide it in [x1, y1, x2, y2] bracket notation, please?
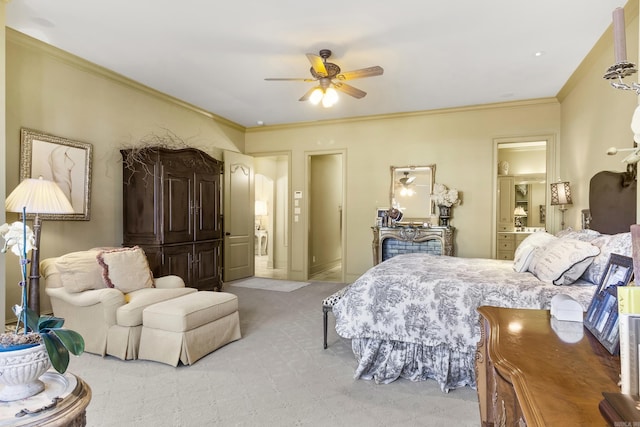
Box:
[228, 277, 310, 292]
[66, 281, 479, 426]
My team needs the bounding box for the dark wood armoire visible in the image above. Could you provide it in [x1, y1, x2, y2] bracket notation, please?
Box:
[121, 147, 224, 291]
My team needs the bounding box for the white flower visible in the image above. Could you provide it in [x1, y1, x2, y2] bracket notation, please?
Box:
[432, 183, 461, 207]
[0, 222, 35, 257]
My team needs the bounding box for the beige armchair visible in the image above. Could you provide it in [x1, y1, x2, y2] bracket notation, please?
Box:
[41, 248, 197, 360]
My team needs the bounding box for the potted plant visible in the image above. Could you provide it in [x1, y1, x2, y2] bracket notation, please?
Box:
[0, 220, 84, 401]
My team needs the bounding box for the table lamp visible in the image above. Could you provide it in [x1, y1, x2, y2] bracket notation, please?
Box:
[550, 181, 572, 230]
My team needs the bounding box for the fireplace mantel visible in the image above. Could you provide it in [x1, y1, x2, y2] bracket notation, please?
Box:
[371, 226, 455, 265]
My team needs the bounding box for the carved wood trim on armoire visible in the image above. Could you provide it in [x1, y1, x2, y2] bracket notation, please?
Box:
[121, 147, 224, 291]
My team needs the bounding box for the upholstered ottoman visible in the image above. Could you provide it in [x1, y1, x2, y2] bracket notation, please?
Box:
[138, 291, 241, 366]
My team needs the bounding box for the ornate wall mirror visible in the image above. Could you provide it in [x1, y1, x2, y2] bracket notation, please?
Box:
[390, 165, 436, 223]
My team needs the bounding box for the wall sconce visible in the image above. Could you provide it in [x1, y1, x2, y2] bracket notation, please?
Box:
[254, 200, 267, 230]
[5, 177, 74, 314]
[514, 206, 528, 230]
[607, 146, 640, 164]
[550, 181, 573, 230]
[604, 7, 640, 93]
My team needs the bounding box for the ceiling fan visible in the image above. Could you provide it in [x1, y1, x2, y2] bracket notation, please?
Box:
[265, 49, 384, 107]
[398, 172, 415, 196]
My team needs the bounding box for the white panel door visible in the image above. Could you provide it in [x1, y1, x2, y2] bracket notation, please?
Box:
[223, 150, 254, 282]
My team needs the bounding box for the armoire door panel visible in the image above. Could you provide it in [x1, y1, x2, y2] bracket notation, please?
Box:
[161, 244, 193, 286]
[193, 240, 222, 291]
[196, 172, 222, 241]
[163, 171, 194, 244]
[122, 162, 160, 244]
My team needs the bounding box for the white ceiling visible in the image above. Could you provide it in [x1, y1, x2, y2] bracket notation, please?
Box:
[5, 1, 630, 128]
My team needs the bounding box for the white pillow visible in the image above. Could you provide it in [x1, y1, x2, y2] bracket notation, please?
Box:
[532, 239, 600, 285]
[55, 250, 106, 293]
[513, 231, 557, 273]
[513, 245, 536, 273]
[96, 246, 154, 293]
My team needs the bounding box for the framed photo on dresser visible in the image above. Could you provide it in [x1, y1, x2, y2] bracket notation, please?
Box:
[584, 253, 634, 355]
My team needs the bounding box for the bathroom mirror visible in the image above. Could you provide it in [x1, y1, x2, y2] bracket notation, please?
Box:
[390, 165, 436, 223]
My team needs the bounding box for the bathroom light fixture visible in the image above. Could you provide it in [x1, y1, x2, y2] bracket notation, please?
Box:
[254, 200, 267, 230]
[550, 181, 572, 230]
[514, 206, 528, 217]
[514, 206, 527, 230]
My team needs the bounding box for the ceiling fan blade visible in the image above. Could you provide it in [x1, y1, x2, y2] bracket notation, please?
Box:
[265, 77, 316, 82]
[336, 66, 384, 81]
[299, 86, 318, 102]
[306, 53, 328, 77]
[333, 82, 367, 99]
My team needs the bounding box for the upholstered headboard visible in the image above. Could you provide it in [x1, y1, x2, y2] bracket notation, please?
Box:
[588, 169, 637, 234]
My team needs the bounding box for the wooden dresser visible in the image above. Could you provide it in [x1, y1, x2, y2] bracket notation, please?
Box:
[476, 306, 621, 426]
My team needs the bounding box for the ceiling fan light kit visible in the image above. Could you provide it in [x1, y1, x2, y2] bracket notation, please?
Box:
[265, 49, 383, 107]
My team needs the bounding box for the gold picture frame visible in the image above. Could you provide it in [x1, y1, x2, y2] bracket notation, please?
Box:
[19, 128, 93, 220]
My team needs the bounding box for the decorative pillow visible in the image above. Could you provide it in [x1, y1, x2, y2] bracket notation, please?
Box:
[55, 250, 106, 293]
[96, 246, 154, 293]
[581, 232, 632, 285]
[513, 231, 556, 273]
[531, 238, 600, 285]
[555, 228, 601, 242]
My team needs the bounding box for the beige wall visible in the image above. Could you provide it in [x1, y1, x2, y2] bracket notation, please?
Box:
[0, 5, 7, 328]
[560, 1, 639, 229]
[245, 101, 561, 281]
[3, 1, 639, 319]
[4, 31, 245, 320]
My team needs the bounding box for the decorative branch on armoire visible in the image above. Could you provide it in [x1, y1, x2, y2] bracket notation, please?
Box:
[119, 128, 206, 184]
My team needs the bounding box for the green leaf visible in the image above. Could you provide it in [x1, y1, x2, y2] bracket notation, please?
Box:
[37, 316, 64, 331]
[42, 333, 70, 374]
[25, 308, 40, 332]
[49, 329, 85, 356]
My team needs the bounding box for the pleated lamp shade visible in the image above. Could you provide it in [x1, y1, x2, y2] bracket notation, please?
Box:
[5, 177, 74, 214]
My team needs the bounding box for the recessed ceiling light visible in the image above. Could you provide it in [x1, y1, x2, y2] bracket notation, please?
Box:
[256, 120, 264, 126]
[534, 51, 545, 57]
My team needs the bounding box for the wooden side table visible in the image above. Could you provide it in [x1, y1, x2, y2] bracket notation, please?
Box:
[0, 372, 91, 426]
[476, 306, 620, 426]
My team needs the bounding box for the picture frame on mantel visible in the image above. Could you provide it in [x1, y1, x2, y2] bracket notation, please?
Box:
[19, 128, 93, 220]
[584, 253, 634, 355]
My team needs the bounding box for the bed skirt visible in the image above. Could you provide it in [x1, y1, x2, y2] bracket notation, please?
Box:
[352, 338, 477, 392]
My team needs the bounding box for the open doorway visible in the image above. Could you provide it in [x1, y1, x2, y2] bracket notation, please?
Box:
[254, 155, 289, 279]
[495, 139, 549, 259]
[308, 153, 343, 282]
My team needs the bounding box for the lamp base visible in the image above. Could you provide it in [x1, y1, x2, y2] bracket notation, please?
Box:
[559, 206, 568, 230]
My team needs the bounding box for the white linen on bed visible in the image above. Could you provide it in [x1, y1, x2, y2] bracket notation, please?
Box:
[332, 253, 596, 391]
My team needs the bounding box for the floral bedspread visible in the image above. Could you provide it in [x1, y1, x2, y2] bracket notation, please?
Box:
[332, 253, 596, 391]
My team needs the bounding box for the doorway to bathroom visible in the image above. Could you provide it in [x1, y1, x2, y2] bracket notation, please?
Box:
[254, 155, 289, 279]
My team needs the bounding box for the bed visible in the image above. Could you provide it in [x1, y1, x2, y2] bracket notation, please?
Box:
[332, 170, 637, 392]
